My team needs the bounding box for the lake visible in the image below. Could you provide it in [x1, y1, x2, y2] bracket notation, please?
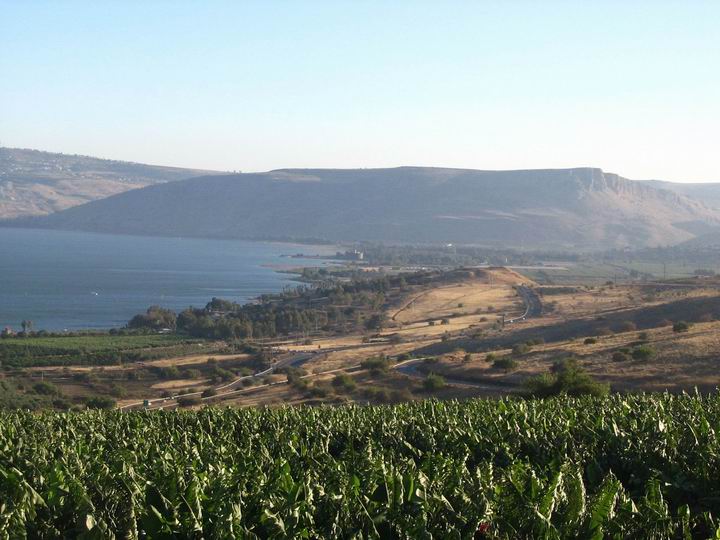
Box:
[0, 228, 333, 331]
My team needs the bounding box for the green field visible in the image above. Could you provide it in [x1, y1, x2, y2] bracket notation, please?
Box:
[2, 395, 720, 538]
[0, 334, 208, 367]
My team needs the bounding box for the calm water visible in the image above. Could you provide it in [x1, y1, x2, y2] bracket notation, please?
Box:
[0, 228, 332, 331]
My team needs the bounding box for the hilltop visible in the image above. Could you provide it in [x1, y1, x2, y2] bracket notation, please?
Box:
[12, 165, 720, 250]
[0, 147, 224, 218]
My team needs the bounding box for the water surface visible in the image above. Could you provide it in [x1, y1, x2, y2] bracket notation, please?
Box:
[0, 228, 331, 330]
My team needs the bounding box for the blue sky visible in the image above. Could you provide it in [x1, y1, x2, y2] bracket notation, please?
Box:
[1, 1, 718, 181]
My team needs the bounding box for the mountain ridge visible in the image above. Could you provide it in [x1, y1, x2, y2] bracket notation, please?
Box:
[0, 147, 225, 219]
[9, 165, 720, 250]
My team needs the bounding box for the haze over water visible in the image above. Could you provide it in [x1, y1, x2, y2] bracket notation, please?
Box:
[0, 228, 331, 331]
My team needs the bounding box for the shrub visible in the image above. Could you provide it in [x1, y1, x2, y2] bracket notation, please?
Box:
[637, 332, 649, 341]
[632, 345, 655, 361]
[612, 351, 630, 362]
[512, 343, 530, 356]
[485, 353, 497, 363]
[673, 321, 691, 333]
[422, 374, 446, 392]
[183, 369, 202, 379]
[493, 357, 518, 371]
[332, 374, 357, 392]
[440, 319, 450, 325]
[361, 357, 389, 375]
[33, 381, 59, 395]
[177, 396, 201, 407]
[201, 388, 217, 398]
[86, 396, 116, 409]
[309, 384, 331, 398]
[584, 338, 598, 345]
[525, 357, 609, 397]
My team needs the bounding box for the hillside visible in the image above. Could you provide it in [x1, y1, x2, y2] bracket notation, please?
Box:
[10, 166, 720, 250]
[0, 147, 223, 219]
[642, 179, 720, 210]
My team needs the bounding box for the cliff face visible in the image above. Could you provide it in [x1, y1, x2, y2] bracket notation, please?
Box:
[9, 166, 720, 250]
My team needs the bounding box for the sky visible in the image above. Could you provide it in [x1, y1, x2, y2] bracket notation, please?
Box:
[1, 1, 719, 182]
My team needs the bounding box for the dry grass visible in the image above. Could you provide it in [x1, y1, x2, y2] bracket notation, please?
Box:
[420, 319, 720, 394]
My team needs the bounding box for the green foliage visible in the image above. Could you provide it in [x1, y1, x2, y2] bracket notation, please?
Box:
[85, 396, 116, 409]
[360, 356, 390, 375]
[331, 374, 357, 392]
[2, 396, 720, 536]
[422, 373, 446, 391]
[525, 357, 609, 398]
[632, 345, 655, 361]
[128, 305, 177, 331]
[584, 337, 598, 345]
[493, 357, 518, 371]
[0, 334, 205, 367]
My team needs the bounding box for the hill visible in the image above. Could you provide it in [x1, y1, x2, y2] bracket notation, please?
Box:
[10, 166, 720, 250]
[642, 179, 720, 210]
[0, 147, 223, 219]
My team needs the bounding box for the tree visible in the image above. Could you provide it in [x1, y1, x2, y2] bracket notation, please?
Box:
[21, 320, 33, 335]
[128, 306, 177, 331]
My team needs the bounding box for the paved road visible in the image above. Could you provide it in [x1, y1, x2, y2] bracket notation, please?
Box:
[393, 358, 516, 392]
[119, 351, 314, 411]
[506, 285, 542, 324]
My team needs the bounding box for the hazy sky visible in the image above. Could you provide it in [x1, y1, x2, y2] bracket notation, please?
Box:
[2, 1, 718, 181]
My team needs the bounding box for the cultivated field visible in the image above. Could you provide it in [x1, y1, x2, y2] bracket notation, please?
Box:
[4, 395, 720, 537]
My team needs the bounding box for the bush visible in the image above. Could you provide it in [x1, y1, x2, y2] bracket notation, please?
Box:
[485, 353, 497, 363]
[361, 357, 389, 375]
[493, 357, 518, 371]
[440, 319, 450, 325]
[673, 321, 691, 333]
[584, 338, 598, 345]
[637, 332, 649, 341]
[309, 383, 331, 398]
[86, 396, 116, 409]
[512, 343, 530, 356]
[177, 396, 201, 407]
[525, 357, 609, 398]
[422, 374, 446, 392]
[632, 345, 655, 361]
[612, 351, 631, 362]
[201, 388, 217, 398]
[33, 381, 59, 395]
[332, 374, 357, 392]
